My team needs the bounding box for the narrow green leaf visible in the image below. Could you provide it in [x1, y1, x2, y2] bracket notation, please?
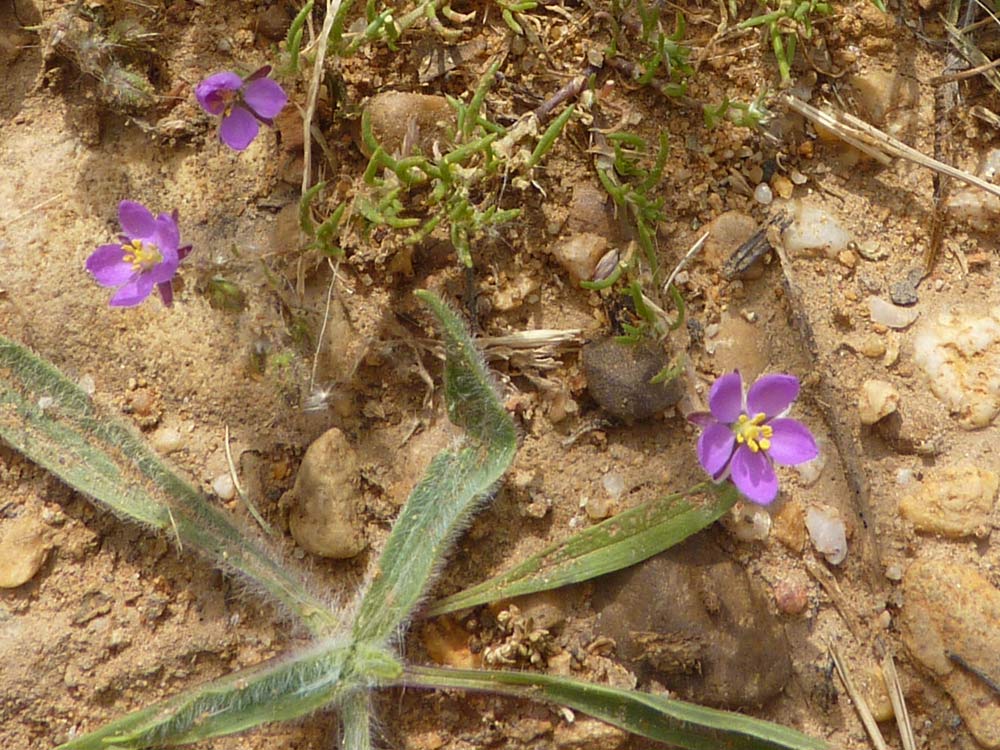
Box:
[425, 483, 737, 617]
[351, 290, 517, 644]
[400, 665, 827, 750]
[58, 639, 389, 749]
[0, 336, 337, 635]
[340, 691, 374, 750]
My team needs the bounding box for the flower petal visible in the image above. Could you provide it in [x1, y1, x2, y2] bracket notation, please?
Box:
[157, 280, 174, 307]
[730, 445, 779, 504]
[195, 71, 243, 115]
[767, 418, 819, 466]
[152, 212, 180, 255]
[109, 275, 156, 307]
[243, 77, 287, 119]
[687, 411, 716, 428]
[118, 201, 155, 239]
[86, 244, 133, 287]
[747, 374, 800, 418]
[708, 371, 744, 423]
[697, 422, 736, 478]
[220, 106, 260, 151]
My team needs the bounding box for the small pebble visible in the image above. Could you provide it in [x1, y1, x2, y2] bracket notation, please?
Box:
[754, 183, 773, 205]
[701, 211, 758, 270]
[360, 92, 456, 157]
[858, 379, 900, 425]
[601, 473, 626, 500]
[211, 473, 236, 501]
[774, 577, 809, 615]
[772, 174, 793, 199]
[286, 428, 367, 558]
[885, 562, 904, 581]
[837, 250, 857, 269]
[772, 499, 807, 551]
[868, 296, 919, 329]
[782, 202, 852, 257]
[805, 504, 848, 565]
[889, 268, 923, 306]
[725, 504, 771, 543]
[584, 494, 614, 521]
[858, 335, 886, 358]
[856, 240, 888, 261]
[151, 426, 183, 453]
[256, 5, 292, 40]
[0, 517, 49, 588]
[550, 232, 609, 284]
[567, 184, 613, 236]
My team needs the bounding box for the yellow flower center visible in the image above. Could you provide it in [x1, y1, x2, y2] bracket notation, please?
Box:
[733, 412, 773, 453]
[122, 238, 163, 272]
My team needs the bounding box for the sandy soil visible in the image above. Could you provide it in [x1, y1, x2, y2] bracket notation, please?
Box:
[2, 1, 1000, 749]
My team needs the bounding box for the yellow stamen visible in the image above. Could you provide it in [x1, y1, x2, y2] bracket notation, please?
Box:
[733, 412, 773, 453]
[121, 238, 163, 272]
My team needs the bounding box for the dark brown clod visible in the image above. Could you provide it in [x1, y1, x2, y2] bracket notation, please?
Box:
[257, 5, 293, 41]
[581, 337, 683, 422]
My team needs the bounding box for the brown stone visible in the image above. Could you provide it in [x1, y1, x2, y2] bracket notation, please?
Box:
[902, 558, 1000, 748]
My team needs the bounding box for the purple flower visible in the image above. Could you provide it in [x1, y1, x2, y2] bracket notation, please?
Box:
[689, 371, 818, 505]
[195, 66, 288, 151]
[86, 201, 192, 307]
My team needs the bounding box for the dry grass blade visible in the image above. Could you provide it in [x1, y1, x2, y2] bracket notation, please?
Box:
[470, 329, 583, 372]
[781, 94, 1000, 200]
[301, 0, 340, 198]
[943, 11, 1000, 95]
[662, 231, 708, 295]
[879, 648, 916, 750]
[828, 641, 889, 750]
[804, 558, 864, 639]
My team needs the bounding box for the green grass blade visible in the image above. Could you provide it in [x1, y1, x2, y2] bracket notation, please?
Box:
[0, 336, 337, 635]
[400, 665, 827, 750]
[426, 483, 737, 616]
[57, 639, 384, 749]
[350, 290, 517, 644]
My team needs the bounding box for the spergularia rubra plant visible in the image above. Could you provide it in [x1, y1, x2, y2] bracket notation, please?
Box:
[689, 371, 818, 504]
[85, 200, 192, 307]
[195, 66, 288, 151]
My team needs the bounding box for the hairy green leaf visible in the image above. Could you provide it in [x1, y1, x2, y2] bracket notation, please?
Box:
[426, 483, 737, 616]
[0, 336, 336, 635]
[58, 639, 397, 749]
[351, 290, 517, 644]
[400, 665, 827, 750]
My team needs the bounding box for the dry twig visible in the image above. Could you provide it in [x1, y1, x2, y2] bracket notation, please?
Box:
[776, 241, 883, 584]
[781, 93, 1000, 200]
[879, 646, 916, 750]
[829, 641, 890, 750]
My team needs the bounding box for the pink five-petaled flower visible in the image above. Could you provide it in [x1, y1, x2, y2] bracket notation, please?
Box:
[86, 201, 192, 308]
[689, 371, 818, 505]
[195, 66, 288, 151]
